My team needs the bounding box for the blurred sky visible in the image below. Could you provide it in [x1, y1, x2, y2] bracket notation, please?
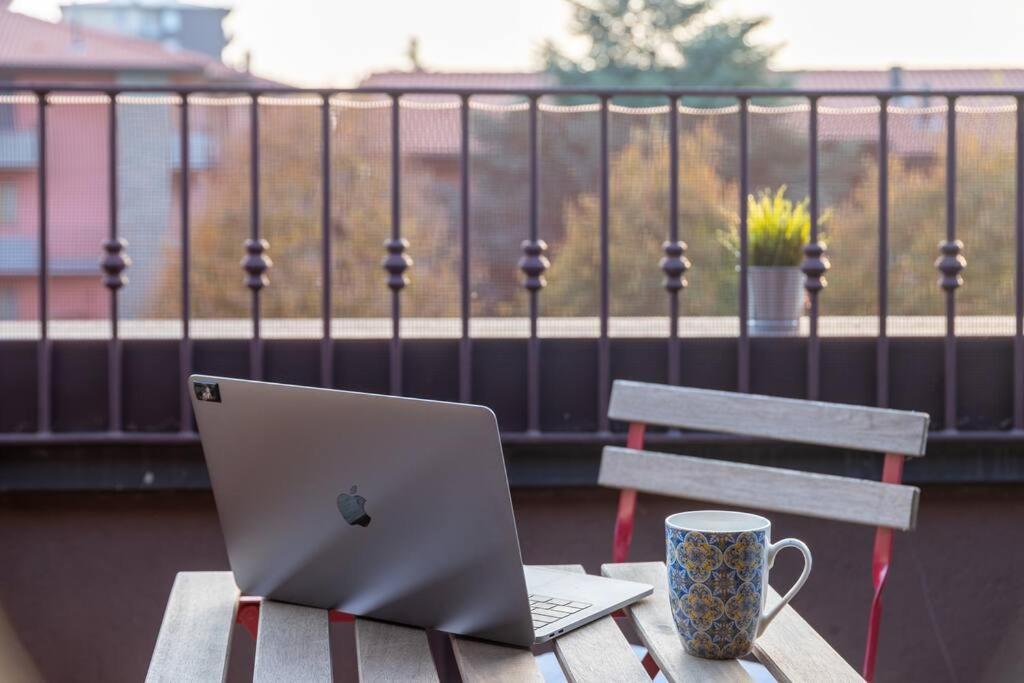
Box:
[11, 0, 1024, 87]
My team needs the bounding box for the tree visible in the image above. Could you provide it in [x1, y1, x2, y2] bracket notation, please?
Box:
[545, 120, 737, 316]
[542, 0, 787, 101]
[157, 101, 458, 320]
[406, 36, 425, 72]
[826, 132, 1014, 317]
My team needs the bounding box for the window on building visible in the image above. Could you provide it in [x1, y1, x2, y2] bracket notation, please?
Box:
[0, 287, 17, 320]
[161, 9, 182, 33]
[0, 102, 14, 129]
[0, 182, 17, 225]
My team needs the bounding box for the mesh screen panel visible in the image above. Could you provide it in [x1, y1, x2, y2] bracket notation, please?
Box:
[468, 99, 529, 335]
[254, 96, 321, 338]
[538, 101, 601, 334]
[187, 95, 252, 338]
[116, 95, 181, 337]
[955, 99, 1016, 335]
[887, 104, 947, 333]
[0, 95, 1020, 340]
[46, 95, 109, 334]
[818, 101, 880, 336]
[607, 104, 669, 334]
[678, 106, 739, 335]
[0, 93, 39, 338]
[397, 97, 461, 333]
[330, 96, 392, 328]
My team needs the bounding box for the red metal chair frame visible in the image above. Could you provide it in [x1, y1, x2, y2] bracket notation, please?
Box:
[611, 420, 906, 683]
[236, 598, 354, 640]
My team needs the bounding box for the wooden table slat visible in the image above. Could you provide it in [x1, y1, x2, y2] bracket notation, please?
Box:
[253, 601, 331, 682]
[147, 566, 857, 683]
[602, 562, 752, 683]
[355, 618, 440, 683]
[450, 636, 544, 682]
[753, 586, 864, 683]
[145, 572, 239, 683]
[540, 564, 649, 683]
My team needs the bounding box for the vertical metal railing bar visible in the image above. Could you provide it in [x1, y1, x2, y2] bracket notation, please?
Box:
[320, 94, 333, 388]
[737, 97, 750, 392]
[179, 94, 193, 432]
[36, 92, 50, 434]
[877, 97, 890, 408]
[1015, 96, 1024, 430]
[248, 94, 263, 380]
[106, 93, 122, 431]
[598, 95, 611, 432]
[667, 95, 681, 387]
[459, 94, 472, 403]
[389, 93, 403, 395]
[527, 94, 542, 433]
[806, 97, 821, 400]
[944, 97, 958, 431]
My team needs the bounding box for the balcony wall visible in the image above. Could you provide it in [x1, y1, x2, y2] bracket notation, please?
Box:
[1, 486, 1023, 682]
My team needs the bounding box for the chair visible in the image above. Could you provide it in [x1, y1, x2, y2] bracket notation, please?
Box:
[598, 380, 929, 682]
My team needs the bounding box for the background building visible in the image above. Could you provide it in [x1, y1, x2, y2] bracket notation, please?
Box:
[0, 1, 254, 320]
[60, 0, 231, 60]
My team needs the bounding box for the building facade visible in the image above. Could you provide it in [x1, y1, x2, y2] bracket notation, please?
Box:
[0, 2, 254, 321]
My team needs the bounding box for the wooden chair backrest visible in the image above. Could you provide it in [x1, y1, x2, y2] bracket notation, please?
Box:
[608, 380, 929, 457]
[599, 381, 930, 530]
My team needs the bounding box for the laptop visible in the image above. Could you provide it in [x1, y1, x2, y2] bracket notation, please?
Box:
[189, 375, 652, 646]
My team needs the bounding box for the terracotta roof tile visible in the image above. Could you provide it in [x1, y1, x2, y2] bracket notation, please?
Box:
[358, 68, 1022, 156]
[0, 7, 235, 76]
[360, 71, 555, 91]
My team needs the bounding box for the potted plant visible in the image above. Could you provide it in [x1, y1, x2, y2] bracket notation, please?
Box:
[721, 186, 826, 336]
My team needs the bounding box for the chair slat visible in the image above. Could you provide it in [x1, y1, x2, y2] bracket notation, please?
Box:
[253, 601, 331, 683]
[753, 586, 864, 683]
[599, 447, 919, 530]
[539, 564, 649, 683]
[601, 562, 752, 683]
[609, 380, 929, 456]
[450, 636, 544, 682]
[145, 572, 239, 683]
[355, 618, 440, 683]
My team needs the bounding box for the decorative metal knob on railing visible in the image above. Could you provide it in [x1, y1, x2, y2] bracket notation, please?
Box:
[935, 239, 966, 291]
[100, 237, 131, 290]
[801, 241, 830, 293]
[241, 238, 272, 291]
[660, 240, 690, 292]
[383, 237, 412, 291]
[518, 239, 549, 291]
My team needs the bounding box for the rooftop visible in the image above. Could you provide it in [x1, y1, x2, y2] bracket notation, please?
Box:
[0, 5, 243, 78]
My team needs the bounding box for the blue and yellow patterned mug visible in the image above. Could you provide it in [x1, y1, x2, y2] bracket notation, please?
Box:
[666, 510, 812, 659]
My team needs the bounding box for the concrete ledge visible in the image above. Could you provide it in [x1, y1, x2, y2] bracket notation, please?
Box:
[0, 315, 1018, 339]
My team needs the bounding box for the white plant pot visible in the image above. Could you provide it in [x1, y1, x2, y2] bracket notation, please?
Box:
[747, 266, 805, 336]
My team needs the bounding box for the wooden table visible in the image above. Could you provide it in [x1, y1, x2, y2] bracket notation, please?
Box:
[146, 562, 863, 682]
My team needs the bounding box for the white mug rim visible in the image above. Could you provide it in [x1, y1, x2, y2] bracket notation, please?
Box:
[666, 510, 771, 533]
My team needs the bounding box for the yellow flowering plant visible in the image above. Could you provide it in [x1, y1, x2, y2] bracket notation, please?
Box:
[720, 186, 828, 267]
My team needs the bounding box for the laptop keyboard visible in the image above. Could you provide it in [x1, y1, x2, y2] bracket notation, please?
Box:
[529, 594, 592, 631]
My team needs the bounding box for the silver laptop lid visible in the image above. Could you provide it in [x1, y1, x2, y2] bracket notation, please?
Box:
[190, 375, 535, 647]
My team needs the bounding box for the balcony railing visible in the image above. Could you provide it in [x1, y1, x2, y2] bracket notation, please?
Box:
[0, 82, 1022, 451]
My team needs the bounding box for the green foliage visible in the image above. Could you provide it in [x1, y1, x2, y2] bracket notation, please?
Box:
[542, 0, 787, 104]
[828, 133, 1012, 317]
[156, 104, 459, 319]
[154, 102, 1016, 324]
[720, 187, 822, 267]
[546, 120, 737, 316]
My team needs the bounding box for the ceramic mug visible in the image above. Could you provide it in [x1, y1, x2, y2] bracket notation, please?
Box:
[666, 510, 812, 659]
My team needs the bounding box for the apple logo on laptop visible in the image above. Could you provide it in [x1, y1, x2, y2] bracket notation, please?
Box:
[337, 485, 371, 527]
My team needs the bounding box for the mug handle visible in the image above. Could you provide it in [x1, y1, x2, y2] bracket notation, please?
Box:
[757, 538, 813, 636]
